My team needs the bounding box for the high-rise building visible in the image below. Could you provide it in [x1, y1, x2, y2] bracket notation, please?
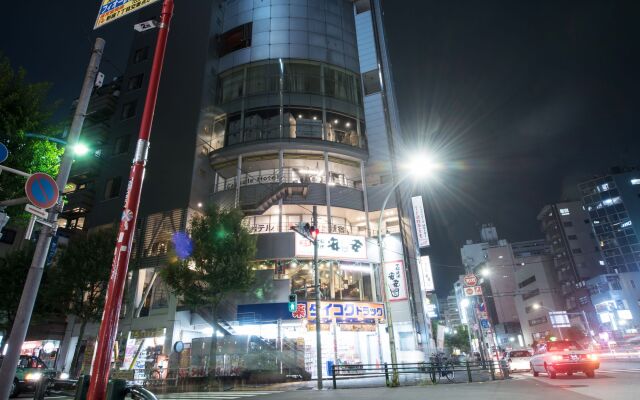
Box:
[511, 239, 564, 345]
[537, 202, 603, 334]
[460, 225, 522, 348]
[580, 168, 640, 335]
[51, 0, 434, 379]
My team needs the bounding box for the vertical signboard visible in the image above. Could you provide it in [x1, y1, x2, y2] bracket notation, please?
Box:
[383, 260, 408, 301]
[418, 255, 435, 292]
[411, 196, 430, 248]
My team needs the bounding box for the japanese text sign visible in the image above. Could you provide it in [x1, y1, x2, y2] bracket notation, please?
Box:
[412, 196, 430, 247]
[383, 260, 408, 301]
[95, 0, 161, 29]
[295, 233, 367, 260]
[307, 301, 385, 323]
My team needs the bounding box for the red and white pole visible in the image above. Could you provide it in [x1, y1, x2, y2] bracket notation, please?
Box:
[86, 1, 174, 399]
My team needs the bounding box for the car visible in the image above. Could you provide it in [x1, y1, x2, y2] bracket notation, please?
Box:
[530, 340, 599, 379]
[0, 355, 57, 397]
[503, 349, 532, 372]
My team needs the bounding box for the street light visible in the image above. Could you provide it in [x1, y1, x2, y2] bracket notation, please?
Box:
[377, 153, 440, 387]
[480, 268, 490, 277]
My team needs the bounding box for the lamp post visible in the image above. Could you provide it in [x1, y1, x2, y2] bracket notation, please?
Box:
[376, 154, 439, 387]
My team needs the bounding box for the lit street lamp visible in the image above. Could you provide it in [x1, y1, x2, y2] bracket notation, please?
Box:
[377, 154, 440, 387]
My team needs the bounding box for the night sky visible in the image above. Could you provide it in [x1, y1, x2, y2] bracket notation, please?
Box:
[3, 1, 640, 296]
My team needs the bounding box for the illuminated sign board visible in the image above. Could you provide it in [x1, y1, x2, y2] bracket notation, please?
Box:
[384, 260, 408, 301]
[418, 255, 435, 292]
[307, 301, 385, 323]
[412, 196, 430, 248]
[94, 0, 161, 29]
[295, 233, 367, 260]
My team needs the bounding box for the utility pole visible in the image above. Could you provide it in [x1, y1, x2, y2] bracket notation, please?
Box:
[290, 207, 322, 389]
[87, 2, 174, 399]
[0, 38, 105, 400]
[313, 206, 322, 389]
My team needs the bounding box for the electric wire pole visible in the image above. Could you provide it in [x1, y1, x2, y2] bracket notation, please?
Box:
[0, 38, 105, 400]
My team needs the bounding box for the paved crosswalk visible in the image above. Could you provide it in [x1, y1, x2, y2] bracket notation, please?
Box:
[156, 391, 283, 400]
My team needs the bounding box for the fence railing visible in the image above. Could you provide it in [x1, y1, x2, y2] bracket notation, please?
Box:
[331, 360, 510, 389]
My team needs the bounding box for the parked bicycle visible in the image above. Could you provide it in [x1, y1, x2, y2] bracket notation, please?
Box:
[422, 353, 455, 382]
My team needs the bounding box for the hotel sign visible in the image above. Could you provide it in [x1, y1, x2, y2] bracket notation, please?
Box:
[412, 196, 430, 248]
[295, 233, 367, 260]
[307, 301, 385, 323]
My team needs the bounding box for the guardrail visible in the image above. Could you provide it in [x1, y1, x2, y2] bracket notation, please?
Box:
[33, 377, 158, 400]
[331, 360, 510, 389]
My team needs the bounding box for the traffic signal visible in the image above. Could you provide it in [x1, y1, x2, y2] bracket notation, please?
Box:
[288, 293, 297, 312]
[304, 223, 319, 240]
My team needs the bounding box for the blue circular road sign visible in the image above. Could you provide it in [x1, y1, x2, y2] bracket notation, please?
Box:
[25, 172, 59, 209]
[0, 143, 8, 164]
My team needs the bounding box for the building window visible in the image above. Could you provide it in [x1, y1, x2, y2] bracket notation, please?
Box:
[362, 69, 381, 95]
[0, 228, 16, 244]
[121, 101, 137, 120]
[113, 135, 131, 155]
[355, 0, 371, 13]
[218, 22, 252, 57]
[568, 235, 577, 240]
[68, 217, 85, 230]
[133, 46, 149, 64]
[518, 275, 536, 289]
[525, 303, 541, 313]
[127, 74, 144, 91]
[522, 288, 540, 301]
[104, 177, 122, 200]
[631, 179, 640, 185]
[399, 332, 414, 351]
[528, 316, 548, 326]
[560, 208, 570, 216]
[563, 221, 573, 227]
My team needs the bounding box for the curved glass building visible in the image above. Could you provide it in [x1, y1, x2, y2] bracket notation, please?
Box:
[52, 0, 435, 381]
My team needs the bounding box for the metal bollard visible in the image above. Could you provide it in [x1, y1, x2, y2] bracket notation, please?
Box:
[466, 361, 472, 383]
[500, 360, 510, 379]
[33, 378, 47, 400]
[106, 379, 127, 400]
[489, 361, 495, 381]
[75, 375, 91, 400]
[384, 363, 389, 386]
[333, 365, 337, 389]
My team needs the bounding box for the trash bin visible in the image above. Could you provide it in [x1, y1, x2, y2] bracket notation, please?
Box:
[327, 361, 335, 376]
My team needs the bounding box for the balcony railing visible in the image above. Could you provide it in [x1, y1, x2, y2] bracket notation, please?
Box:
[216, 167, 361, 192]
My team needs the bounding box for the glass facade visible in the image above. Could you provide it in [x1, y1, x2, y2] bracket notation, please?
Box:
[207, 60, 366, 150]
[580, 176, 640, 273]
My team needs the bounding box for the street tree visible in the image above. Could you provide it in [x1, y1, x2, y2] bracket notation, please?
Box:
[46, 228, 116, 375]
[0, 244, 36, 349]
[160, 206, 257, 375]
[445, 325, 471, 354]
[0, 53, 63, 215]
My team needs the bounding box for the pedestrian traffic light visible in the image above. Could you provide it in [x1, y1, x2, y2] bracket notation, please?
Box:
[288, 293, 297, 312]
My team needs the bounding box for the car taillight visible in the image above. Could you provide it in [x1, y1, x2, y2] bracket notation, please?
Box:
[551, 355, 562, 361]
[587, 354, 598, 361]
